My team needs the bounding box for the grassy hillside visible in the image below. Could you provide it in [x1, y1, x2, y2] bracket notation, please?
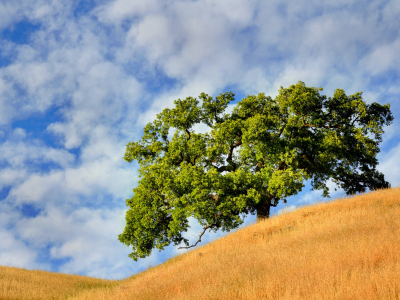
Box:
[1, 187, 399, 300]
[0, 265, 121, 299]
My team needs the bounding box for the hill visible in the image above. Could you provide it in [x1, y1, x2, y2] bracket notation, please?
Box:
[1, 187, 399, 300]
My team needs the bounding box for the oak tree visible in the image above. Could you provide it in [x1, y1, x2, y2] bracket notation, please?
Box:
[119, 81, 393, 261]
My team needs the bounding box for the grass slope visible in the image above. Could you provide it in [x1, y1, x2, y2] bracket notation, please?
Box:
[1, 187, 399, 300]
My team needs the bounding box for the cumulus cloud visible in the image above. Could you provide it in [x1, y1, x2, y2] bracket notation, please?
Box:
[0, 228, 39, 269]
[94, 0, 400, 128]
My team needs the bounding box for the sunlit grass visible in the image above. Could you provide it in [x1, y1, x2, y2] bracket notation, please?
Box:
[0, 265, 121, 300]
[1, 187, 400, 299]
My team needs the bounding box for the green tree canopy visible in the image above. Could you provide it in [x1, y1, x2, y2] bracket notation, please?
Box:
[119, 81, 393, 261]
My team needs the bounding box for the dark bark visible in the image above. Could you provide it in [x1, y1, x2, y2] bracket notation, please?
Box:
[256, 200, 271, 222]
[255, 162, 288, 222]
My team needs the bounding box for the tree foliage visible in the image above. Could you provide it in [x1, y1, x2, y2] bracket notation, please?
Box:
[119, 81, 393, 261]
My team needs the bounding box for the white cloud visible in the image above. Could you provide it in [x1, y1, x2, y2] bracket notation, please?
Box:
[0, 228, 39, 268]
[7, 157, 137, 206]
[128, 14, 174, 62]
[0, 128, 75, 169]
[239, 68, 271, 96]
[360, 39, 400, 75]
[382, 0, 400, 22]
[9, 172, 65, 204]
[376, 142, 400, 189]
[95, 0, 160, 24]
[277, 205, 298, 216]
[11, 204, 153, 279]
[0, 1, 25, 31]
[0, 168, 27, 190]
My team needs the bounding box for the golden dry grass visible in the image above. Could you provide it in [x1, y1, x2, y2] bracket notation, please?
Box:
[1, 187, 400, 299]
[0, 265, 121, 299]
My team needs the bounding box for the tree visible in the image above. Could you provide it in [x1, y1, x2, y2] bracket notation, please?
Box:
[119, 81, 393, 261]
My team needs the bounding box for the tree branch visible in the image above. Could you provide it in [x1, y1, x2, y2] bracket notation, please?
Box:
[302, 123, 342, 129]
[351, 116, 360, 127]
[177, 215, 222, 250]
[203, 136, 241, 172]
[289, 118, 300, 141]
[158, 214, 173, 224]
[207, 194, 219, 204]
[173, 154, 185, 166]
[273, 124, 286, 141]
[211, 164, 230, 173]
[192, 154, 199, 166]
[226, 140, 242, 169]
[255, 161, 263, 173]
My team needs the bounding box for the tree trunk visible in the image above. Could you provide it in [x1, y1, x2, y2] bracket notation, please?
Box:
[256, 200, 271, 223]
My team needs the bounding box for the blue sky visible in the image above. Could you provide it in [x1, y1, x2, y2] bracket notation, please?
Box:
[0, 0, 399, 280]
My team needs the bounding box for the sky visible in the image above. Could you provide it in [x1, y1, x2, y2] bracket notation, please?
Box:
[0, 0, 399, 280]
